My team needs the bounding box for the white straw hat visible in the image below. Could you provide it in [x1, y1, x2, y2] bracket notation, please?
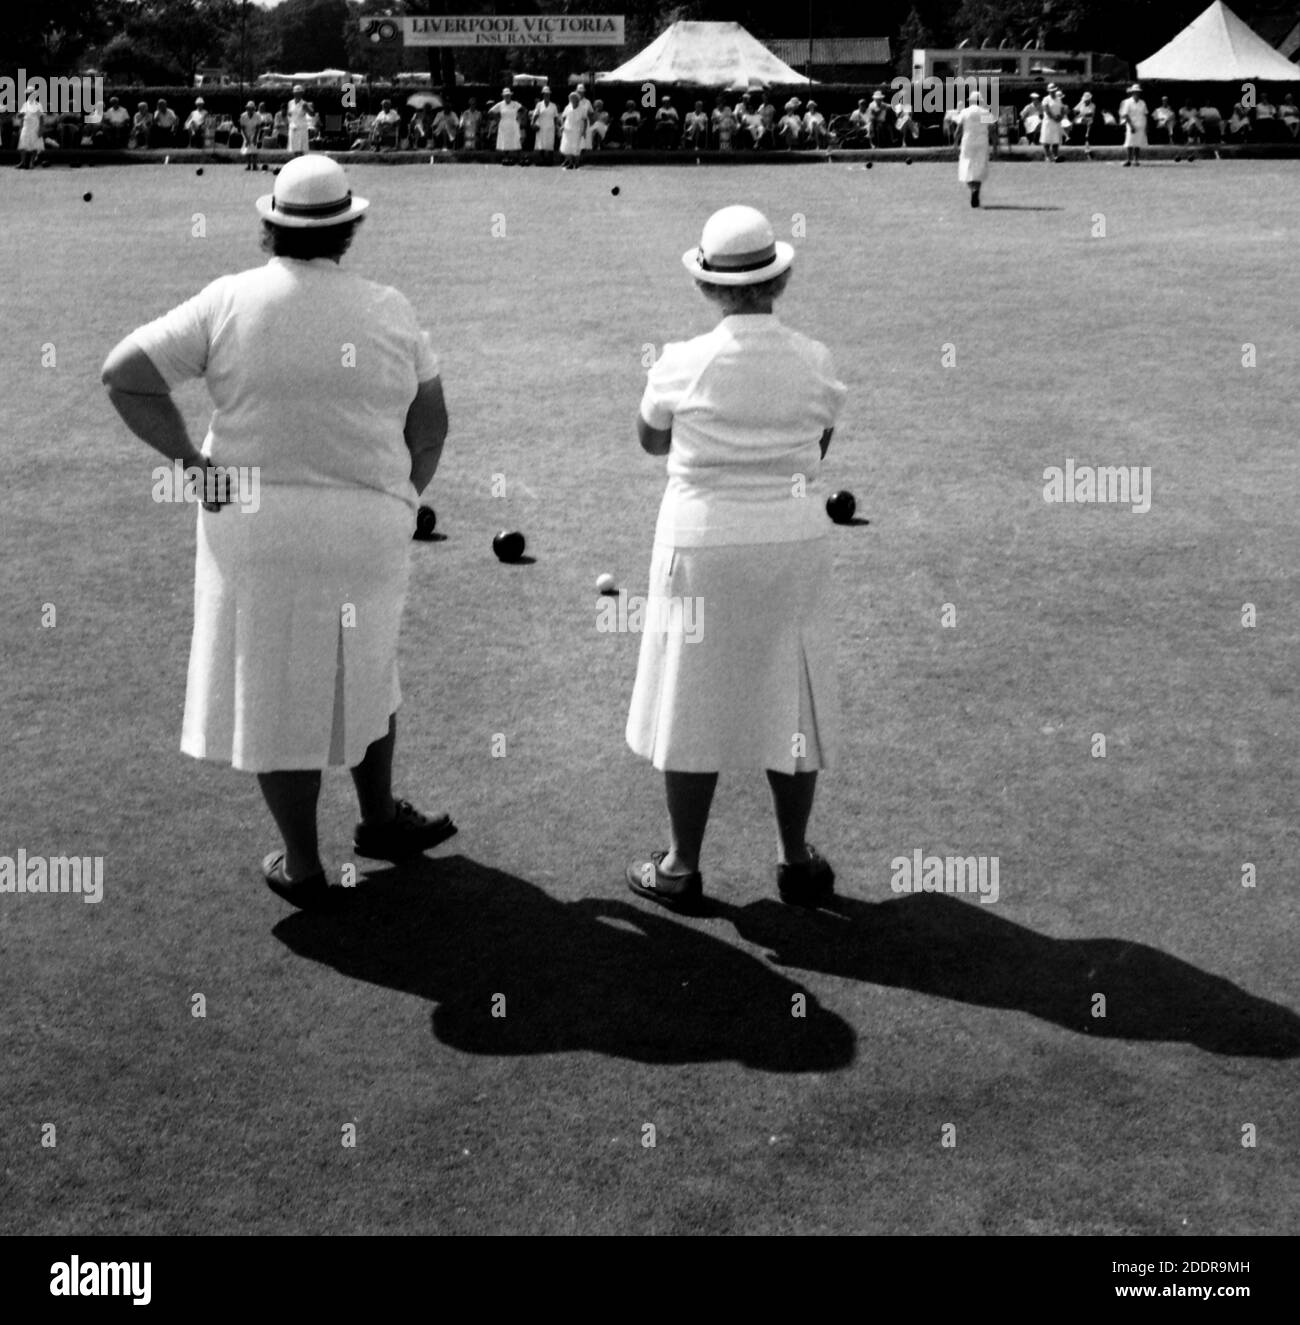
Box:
[256, 155, 369, 229]
[682, 205, 794, 287]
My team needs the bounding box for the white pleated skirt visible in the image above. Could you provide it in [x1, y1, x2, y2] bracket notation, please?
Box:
[625, 538, 840, 774]
[958, 139, 990, 183]
[181, 485, 412, 772]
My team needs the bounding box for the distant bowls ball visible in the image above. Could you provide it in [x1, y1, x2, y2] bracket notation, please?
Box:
[413, 505, 437, 540]
[826, 490, 857, 524]
[493, 530, 526, 562]
[82, 192, 92, 202]
[596, 573, 617, 595]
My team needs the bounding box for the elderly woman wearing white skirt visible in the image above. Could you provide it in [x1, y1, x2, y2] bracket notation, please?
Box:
[956, 90, 997, 207]
[1119, 83, 1149, 166]
[489, 88, 522, 163]
[625, 206, 847, 913]
[102, 156, 455, 910]
[16, 90, 44, 169]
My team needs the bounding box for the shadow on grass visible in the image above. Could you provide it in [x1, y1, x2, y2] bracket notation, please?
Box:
[272, 853, 855, 1073]
[723, 893, 1300, 1059]
[978, 204, 1066, 212]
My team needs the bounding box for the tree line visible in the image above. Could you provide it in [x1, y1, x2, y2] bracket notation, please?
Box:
[5, 1, 1291, 86]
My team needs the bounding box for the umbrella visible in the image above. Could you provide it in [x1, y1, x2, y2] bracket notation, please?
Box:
[405, 92, 443, 109]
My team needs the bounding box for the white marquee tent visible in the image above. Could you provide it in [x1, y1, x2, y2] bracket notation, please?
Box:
[1136, 1, 1300, 81]
[598, 20, 812, 87]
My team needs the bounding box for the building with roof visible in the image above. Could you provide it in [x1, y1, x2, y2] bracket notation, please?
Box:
[766, 37, 892, 83]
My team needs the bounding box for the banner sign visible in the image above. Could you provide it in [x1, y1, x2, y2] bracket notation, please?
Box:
[361, 16, 625, 48]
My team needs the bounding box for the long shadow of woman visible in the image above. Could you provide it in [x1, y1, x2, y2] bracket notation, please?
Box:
[273, 854, 856, 1073]
[722, 892, 1300, 1058]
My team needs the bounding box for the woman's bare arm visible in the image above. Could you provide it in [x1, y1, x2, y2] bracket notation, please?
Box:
[405, 376, 449, 495]
[637, 414, 672, 456]
[101, 339, 204, 467]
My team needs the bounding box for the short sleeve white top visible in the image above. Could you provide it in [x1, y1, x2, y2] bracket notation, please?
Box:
[958, 103, 994, 144]
[640, 314, 847, 547]
[129, 257, 438, 510]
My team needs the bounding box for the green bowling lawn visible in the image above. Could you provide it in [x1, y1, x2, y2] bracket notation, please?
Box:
[1, 156, 1297, 1235]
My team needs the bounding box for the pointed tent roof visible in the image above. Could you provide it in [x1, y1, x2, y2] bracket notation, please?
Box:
[599, 21, 812, 87]
[1136, 1, 1300, 80]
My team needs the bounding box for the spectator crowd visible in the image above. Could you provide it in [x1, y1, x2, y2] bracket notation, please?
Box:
[984, 85, 1300, 150]
[10, 83, 1300, 160]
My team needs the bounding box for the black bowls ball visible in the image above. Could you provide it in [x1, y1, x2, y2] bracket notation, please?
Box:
[493, 530, 526, 562]
[826, 490, 857, 524]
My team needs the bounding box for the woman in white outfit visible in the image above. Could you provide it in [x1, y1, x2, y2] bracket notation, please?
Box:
[625, 206, 848, 913]
[1039, 83, 1065, 162]
[1119, 83, 1149, 166]
[102, 157, 456, 910]
[489, 88, 522, 162]
[559, 91, 586, 168]
[956, 90, 996, 207]
[531, 87, 559, 163]
[286, 86, 311, 155]
[16, 90, 44, 169]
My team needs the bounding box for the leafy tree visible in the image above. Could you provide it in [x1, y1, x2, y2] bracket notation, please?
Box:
[219, 4, 284, 85]
[119, 0, 240, 83]
[7, 0, 120, 70]
[896, 6, 934, 73]
[277, 0, 351, 71]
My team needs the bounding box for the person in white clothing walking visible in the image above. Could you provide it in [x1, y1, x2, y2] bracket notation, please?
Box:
[956, 90, 997, 207]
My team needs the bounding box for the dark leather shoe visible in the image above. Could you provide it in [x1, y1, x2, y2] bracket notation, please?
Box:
[626, 851, 704, 913]
[777, 845, 835, 908]
[353, 799, 457, 861]
[262, 851, 345, 911]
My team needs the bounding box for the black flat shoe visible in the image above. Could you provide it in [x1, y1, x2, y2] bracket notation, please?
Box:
[626, 851, 704, 913]
[262, 851, 344, 911]
[777, 845, 835, 908]
[353, 799, 458, 861]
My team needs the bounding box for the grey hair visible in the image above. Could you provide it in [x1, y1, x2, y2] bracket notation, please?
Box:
[695, 268, 791, 312]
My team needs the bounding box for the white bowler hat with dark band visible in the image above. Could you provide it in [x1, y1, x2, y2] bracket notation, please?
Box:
[682, 205, 795, 286]
[256, 155, 369, 229]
